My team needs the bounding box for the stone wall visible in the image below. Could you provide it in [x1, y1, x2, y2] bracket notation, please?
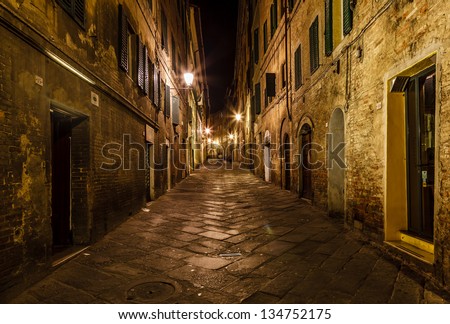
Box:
[0, 0, 197, 298]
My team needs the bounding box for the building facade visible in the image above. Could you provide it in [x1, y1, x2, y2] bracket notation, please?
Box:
[0, 0, 208, 298]
[230, 0, 450, 288]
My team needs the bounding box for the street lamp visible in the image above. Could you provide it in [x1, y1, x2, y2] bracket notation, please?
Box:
[205, 127, 211, 135]
[229, 134, 234, 140]
[235, 113, 242, 122]
[184, 72, 194, 87]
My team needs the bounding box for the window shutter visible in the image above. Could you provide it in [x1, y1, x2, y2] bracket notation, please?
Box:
[251, 95, 256, 121]
[149, 60, 154, 101]
[165, 84, 171, 117]
[137, 38, 145, 90]
[172, 96, 180, 125]
[309, 16, 319, 73]
[266, 73, 276, 97]
[161, 11, 168, 50]
[153, 66, 160, 107]
[255, 83, 261, 114]
[144, 47, 149, 95]
[58, 0, 71, 12]
[295, 45, 302, 89]
[270, 4, 275, 37]
[274, 0, 278, 32]
[254, 28, 259, 64]
[73, 0, 85, 26]
[264, 88, 268, 107]
[263, 21, 268, 53]
[343, 0, 353, 35]
[118, 4, 128, 72]
[325, 0, 333, 56]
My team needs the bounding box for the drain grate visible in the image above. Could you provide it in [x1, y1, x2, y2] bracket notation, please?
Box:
[126, 280, 180, 303]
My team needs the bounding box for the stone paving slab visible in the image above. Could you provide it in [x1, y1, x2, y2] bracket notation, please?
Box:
[9, 164, 450, 304]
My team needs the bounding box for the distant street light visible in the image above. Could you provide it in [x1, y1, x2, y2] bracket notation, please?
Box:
[229, 134, 234, 140]
[184, 72, 194, 87]
[235, 113, 242, 122]
[205, 127, 211, 135]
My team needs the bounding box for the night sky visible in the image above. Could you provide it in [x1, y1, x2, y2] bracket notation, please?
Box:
[190, 0, 239, 113]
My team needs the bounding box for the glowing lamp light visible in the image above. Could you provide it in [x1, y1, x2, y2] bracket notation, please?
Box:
[184, 72, 194, 87]
[205, 128, 211, 135]
[229, 134, 234, 140]
[235, 113, 242, 121]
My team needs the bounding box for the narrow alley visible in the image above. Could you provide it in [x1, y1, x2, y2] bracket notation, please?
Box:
[11, 164, 449, 304]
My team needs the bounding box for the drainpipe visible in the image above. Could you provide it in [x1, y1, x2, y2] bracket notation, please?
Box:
[285, 0, 292, 122]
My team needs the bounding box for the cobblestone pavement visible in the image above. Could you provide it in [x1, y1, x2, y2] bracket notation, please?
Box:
[11, 163, 450, 304]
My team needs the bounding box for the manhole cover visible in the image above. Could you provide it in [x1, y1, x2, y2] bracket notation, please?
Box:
[126, 279, 180, 303]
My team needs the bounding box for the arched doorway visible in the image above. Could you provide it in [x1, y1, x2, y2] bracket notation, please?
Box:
[328, 108, 345, 218]
[264, 130, 271, 182]
[283, 133, 291, 190]
[299, 124, 313, 199]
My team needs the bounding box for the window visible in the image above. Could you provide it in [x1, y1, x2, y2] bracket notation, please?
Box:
[266, 73, 276, 97]
[127, 29, 137, 80]
[270, 0, 278, 37]
[57, 0, 85, 27]
[325, 0, 351, 55]
[255, 83, 261, 114]
[294, 45, 302, 89]
[172, 96, 180, 125]
[281, 63, 286, 88]
[164, 83, 171, 117]
[254, 28, 259, 64]
[309, 16, 319, 74]
[171, 36, 176, 71]
[161, 10, 168, 51]
[148, 0, 152, 12]
[325, 0, 333, 56]
[263, 21, 268, 54]
[288, 0, 297, 11]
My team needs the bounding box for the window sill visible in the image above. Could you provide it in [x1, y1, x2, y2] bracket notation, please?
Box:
[385, 240, 434, 265]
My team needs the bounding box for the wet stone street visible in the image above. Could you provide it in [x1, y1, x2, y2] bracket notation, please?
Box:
[12, 164, 450, 304]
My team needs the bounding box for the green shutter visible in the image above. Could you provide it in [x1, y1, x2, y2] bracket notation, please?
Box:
[343, 0, 353, 35]
[137, 38, 145, 90]
[325, 0, 333, 56]
[309, 16, 319, 73]
[118, 4, 128, 72]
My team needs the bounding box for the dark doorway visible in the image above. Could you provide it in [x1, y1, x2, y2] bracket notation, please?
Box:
[300, 124, 313, 200]
[406, 67, 436, 241]
[51, 112, 73, 248]
[283, 134, 291, 190]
